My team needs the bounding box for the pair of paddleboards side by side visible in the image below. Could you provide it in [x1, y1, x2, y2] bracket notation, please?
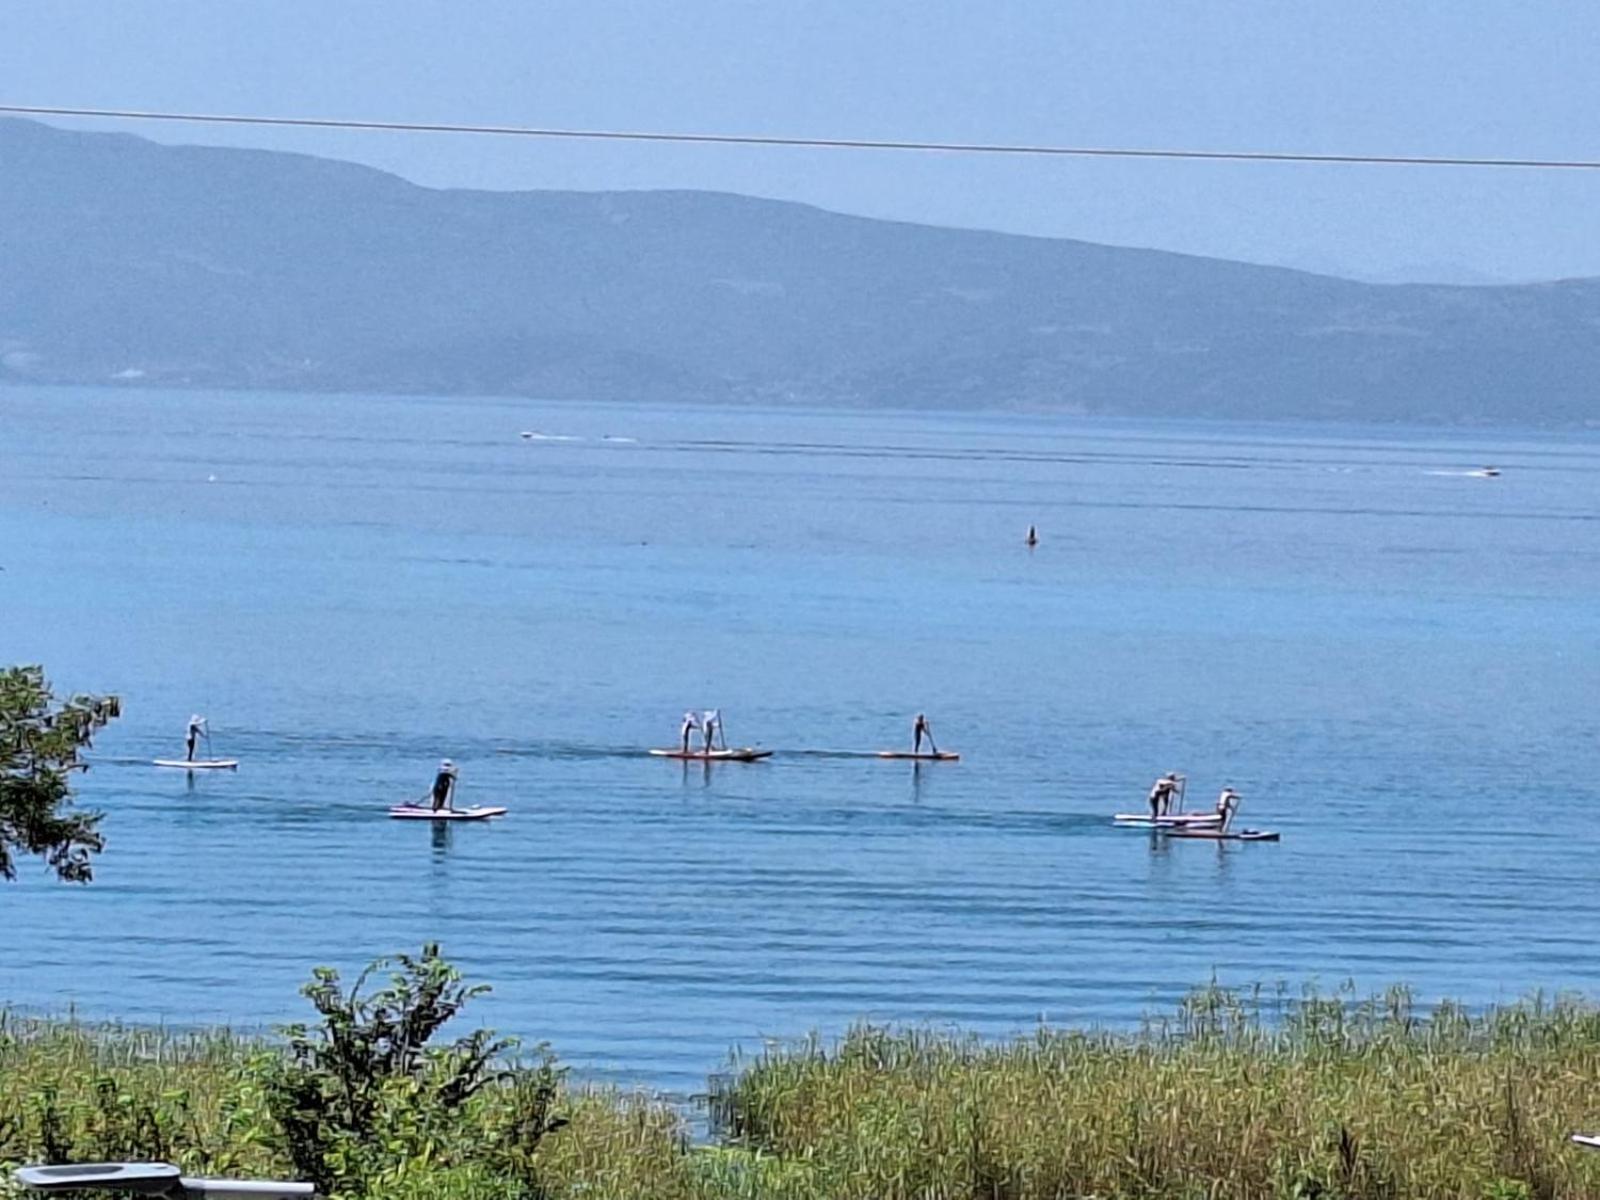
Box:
[388, 805, 508, 821]
[873, 751, 960, 761]
[154, 759, 239, 770]
[1164, 828, 1280, 842]
[648, 748, 774, 762]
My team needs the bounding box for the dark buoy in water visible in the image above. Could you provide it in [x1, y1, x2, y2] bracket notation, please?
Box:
[1026, 525, 1038, 548]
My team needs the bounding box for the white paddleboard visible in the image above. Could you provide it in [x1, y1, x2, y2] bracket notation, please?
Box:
[648, 748, 773, 761]
[1113, 812, 1221, 827]
[388, 805, 507, 821]
[154, 759, 239, 770]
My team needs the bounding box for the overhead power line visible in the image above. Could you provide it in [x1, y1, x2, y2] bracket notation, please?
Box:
[3, 103, 1599, 172]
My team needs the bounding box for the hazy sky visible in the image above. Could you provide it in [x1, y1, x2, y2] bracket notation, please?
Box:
[6, 1, 1599, 282]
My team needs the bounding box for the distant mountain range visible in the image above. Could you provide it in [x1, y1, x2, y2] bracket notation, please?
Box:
[3, 117, 1597, 424]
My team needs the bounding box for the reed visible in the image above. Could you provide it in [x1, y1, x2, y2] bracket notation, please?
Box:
[0, 1012, 704, 1200]
[7, 986, 1600, 1198]
[0, 1011, 280, 1180]
[722, 985, 1600, 1199]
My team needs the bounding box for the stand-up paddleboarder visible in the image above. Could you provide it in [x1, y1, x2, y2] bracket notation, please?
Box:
[1215, 788, 1240, 831]
[185, 715, 207, 762]
[1148, 772, 1182, 818]
[701, 709, 724, 752]
[430, 760, 458, 812]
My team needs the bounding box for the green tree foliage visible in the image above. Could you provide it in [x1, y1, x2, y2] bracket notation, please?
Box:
[257, 943, 567, 1196]
[0, 665, 120, 883]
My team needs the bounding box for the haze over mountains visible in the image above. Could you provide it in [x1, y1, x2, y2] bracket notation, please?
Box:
[2, 117, 1596, 424]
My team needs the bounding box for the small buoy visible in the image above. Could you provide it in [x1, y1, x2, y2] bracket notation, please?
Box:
[207, 474, 217, 483]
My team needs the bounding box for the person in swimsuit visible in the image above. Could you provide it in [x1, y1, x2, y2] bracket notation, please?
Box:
[430, 759, 458, 812]
[912, 713, 937, 755]
[680, 711, 701, 754]
[185, 715, 206, 762]
[701, 710, 722, 753]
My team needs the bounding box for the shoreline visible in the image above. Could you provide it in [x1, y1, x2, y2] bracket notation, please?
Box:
[8, 377, 1599, 437]
[8, 981, 1600, 1198]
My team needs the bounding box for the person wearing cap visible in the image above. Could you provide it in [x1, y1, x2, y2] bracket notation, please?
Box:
[912, 713, 937, 755]
[1148, 772, 1182, 818]
[430, 760, 459, 812]
[185, 715, 207, 762]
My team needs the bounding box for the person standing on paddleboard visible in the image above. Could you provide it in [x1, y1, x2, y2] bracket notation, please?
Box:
[1148, 772, 1181, 818]
[680, 711, 701, 754]
[185, 715, 207, 762]
[1215, 788, 1240, 830]
[912, 713, 937, 755]
[430, 760, 458, 812]
[701, 709, 722, 753]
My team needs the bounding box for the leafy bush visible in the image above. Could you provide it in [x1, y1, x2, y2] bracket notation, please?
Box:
[0, 664, 120, 882]
[256, 943, 567, 1197]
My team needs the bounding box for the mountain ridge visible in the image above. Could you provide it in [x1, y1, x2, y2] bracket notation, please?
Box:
[3, 117, 1597, 424]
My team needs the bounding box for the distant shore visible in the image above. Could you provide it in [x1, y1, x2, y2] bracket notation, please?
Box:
[8, 377, 1600, 433]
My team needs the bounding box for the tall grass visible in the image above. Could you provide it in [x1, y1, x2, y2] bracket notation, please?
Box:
[7, 987, 1600, 1198]
[0, 1012, 279, 1180]
[0, 1013, 694, 1200]
[722, 985, 1600, 1199]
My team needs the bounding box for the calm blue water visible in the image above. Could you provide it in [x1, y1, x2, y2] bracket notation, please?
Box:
[3, 386, 1599, 1094]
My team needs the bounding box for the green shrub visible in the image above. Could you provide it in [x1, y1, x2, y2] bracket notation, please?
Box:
[254, 943, 567, 1197]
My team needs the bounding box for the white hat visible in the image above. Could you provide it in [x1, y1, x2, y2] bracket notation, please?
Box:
[439, 758, 456, 772]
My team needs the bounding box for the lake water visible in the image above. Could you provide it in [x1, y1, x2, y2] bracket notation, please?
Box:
[3, 386, 1599, 1095]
